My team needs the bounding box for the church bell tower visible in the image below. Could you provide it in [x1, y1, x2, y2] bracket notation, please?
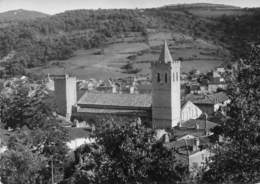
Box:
[151, 41, 181, 129]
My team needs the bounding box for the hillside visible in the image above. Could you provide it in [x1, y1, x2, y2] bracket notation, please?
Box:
[0, 4, 259, 79]
[0, 9, 49, 22]
[166, 3, 240, 9]
[163, 3, 249, 18]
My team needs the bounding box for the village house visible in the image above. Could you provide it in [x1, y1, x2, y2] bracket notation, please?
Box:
[185, 92, 230, 115]
[169, 118, 218, 174]
[190, 84, 201, 94]
[152, 115, 218, 175]
[213, 66, 225, 78]
[165, 137, 213, 174]
[181, 101, 202, 122]
[208, 77, 227, 93]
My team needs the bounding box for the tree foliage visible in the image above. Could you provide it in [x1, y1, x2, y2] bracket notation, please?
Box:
[0, 9, 147, 76]
[62, 123, 187, 184]
[0, 78, 68, 184]
[210, 10, 260, 59]
[202, 47, 260, 183]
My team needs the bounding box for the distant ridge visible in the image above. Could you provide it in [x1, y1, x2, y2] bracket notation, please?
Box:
[164, 3, 240, 9]
[0, 9, 49, 22]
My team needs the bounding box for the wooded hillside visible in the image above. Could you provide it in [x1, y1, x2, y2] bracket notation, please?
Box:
[0, 5, 259, 77]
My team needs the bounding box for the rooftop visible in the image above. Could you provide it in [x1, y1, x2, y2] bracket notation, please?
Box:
[78, 92, 152, 108]
[164, 136, 213, 160]
[77, 107, 149, 115]
[181, 119, 219, 130]
[208, 92, 229, 104]
[185, 92, 229, 105]
[185, 94, 214, 104]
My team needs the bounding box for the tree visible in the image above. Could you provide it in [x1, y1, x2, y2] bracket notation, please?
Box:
[62, 122, 187, 184]
[202, 47, 260, 183]
[0, 148, 48, 184]
[0, 78, 53, 129]
[0, 78, 68, 184]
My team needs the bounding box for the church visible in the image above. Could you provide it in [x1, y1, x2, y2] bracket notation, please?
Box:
[53, 41, 202, 129]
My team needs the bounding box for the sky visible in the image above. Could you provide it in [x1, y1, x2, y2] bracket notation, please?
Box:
[0, 0, 260, 14]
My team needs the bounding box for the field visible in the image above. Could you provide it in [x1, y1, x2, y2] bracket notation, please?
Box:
[29, 32, 229, 80]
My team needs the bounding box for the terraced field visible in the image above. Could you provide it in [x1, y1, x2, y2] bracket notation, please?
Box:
[29, 32, 230, 80]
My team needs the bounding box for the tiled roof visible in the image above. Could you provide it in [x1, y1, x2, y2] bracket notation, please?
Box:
[185, 94, 214, 104]
[158, 40, 174, 64]
[181, 100, 187, 108]
[181, 119, 218, 130]
[173, 129, 206, 139]
[207, 92, 229, 104]
[167, 139, 195, 149]
[78, 92, 152, 108]
[163, 136, 214, 166]
[185, 92, 229, 105]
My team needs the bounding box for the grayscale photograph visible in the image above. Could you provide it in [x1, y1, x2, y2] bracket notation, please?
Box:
[0, 0, 259, 183]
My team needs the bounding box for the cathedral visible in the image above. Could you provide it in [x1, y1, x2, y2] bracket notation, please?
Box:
[53, 41, 202, 129]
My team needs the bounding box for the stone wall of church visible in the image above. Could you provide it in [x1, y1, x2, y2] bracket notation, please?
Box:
[54, 77, 67, 116]
[53, 75, 77, 119]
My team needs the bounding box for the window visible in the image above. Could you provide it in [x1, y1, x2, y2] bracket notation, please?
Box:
[157, 73, 161, 83]
[165, 73, 168, 83]
[172, 72, 175, 82]
[176, 72, 178, 81]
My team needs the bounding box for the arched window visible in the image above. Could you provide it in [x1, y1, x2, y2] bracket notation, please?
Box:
[176, 72, 178, 81]
[165, 73, 168, 83]
[157, 73, 161, 83]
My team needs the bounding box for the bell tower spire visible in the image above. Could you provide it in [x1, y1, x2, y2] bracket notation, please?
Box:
[151, 40, 181, 129]
[158, 40, 174, 64]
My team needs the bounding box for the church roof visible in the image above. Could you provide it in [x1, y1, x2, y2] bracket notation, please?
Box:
[77, 92, 152, 108]
[158, 40, 174, 64]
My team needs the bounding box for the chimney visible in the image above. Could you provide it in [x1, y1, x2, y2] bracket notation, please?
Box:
[162, 133, 170, 143]
[195, 122, 199, 130]
[112, 85, 117, 94]
[193, 138, 200, 151]
[130, 86, 135, 94]
[204, 113, 208, 136]
[130, 80, 136, 94]
[218, 135, 224, 143]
